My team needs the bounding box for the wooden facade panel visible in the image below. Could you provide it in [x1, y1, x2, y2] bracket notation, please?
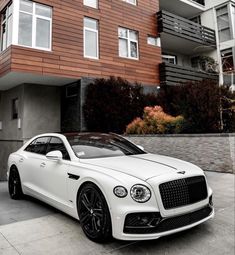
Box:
[0, 46, 11, 77]
[0, 0, 161, 85]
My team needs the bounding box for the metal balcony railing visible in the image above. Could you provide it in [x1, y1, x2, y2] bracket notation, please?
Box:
[157, 10, 216, 46]
[160, 62, 219, 86]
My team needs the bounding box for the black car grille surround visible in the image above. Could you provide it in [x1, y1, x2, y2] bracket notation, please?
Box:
[124, 205, 213, 234]
[159, 176, 208, 210]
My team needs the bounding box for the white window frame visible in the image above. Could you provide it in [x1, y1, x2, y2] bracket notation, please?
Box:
[17, 0, 52, 51]
[83, 17, 99, 60]
[0, 0, 52, 52]
[230, 4, 235, 38]
[118, 27, 139, 60]
[147, 36, 161, 47]
[83, 0, 98, 9]
[0, 3, 13, 52]
[123, 0, 137, 6]
[216, 4, 232, 42]
[162, 54, 177, 65]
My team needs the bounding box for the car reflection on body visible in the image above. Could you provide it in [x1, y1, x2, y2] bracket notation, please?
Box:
[8, 133, 214, 242]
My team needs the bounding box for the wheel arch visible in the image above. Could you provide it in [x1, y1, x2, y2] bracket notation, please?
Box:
[75, 178, 112, 218]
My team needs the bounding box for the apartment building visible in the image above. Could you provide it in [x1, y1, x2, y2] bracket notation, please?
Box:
[0, 0, 161, 180]
[203, 0, 235, 90]
[158, 0, 234, 89]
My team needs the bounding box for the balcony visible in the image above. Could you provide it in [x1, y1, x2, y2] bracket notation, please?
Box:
[157, 10, 216, 54]
[159, 0, 205, 18]
[160, 62, 219, 86]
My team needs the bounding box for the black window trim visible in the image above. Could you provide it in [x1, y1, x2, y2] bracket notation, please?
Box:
[46, 136, 71, 161]
[25, 135, 71, 161]
[24, 136, 51, 156]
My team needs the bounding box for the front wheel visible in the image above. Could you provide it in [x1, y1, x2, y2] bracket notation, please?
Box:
[77, 183, 112, 242]
[8, 167, 23, 200]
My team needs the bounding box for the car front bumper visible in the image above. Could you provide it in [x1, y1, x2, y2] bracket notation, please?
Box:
[112, 204, 214, 241]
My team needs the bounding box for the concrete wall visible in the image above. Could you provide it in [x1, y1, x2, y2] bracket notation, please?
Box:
[22, 84, 61, 140]
[0, 141, 23, 180]
[205, 0, 235, 9]
[127, 134, 235, 174]
[0, 83, 61, 180]
[0, 85, 24, 140]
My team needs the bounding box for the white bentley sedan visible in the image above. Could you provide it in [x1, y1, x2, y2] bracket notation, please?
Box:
[8, 133, 214, 242]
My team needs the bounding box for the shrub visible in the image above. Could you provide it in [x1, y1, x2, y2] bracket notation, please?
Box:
[83, 76, 159, 134]
[159, 80, 235, 133]
[126, 106, 185, 134]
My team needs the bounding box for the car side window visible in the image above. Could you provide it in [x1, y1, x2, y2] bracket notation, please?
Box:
[25, 137, 50, 155]
[47, 137, 70, 160]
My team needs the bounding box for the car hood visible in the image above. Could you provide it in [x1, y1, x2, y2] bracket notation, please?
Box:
[80, 153, 203, 181]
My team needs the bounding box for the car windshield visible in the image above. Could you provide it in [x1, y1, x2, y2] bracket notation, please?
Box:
[66, 133, 146, 159]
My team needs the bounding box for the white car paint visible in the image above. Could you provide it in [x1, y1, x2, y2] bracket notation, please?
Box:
[8, 133, 214, 241]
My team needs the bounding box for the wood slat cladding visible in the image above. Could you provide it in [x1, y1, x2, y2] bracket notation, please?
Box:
[0, 46, 11, 77]
[0, 0, 161, 85]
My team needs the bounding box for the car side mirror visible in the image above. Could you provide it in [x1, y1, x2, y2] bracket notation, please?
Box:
[137, 145, 144, 151]
[46, 150, 63, 161]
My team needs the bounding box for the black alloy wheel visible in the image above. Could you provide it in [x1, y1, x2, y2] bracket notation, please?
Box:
[78, 183, 112, 242]
[8, 167, 23, 200]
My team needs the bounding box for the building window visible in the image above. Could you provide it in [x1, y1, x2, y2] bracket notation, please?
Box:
[123, 0, 137, 5]
[0, 0, 52, 52]
[221, 48, 234, 72]
[84, 17, 99, 59]
[162, 54, 177, 64]
[0, 3, 13, 51]
[19, 0, 52, 50]
[232, 5, 235, 38]
[12, 98, 19, 120]
[147, 36, 161, 47]
[216, 5, 231, 42]
[84, 0, 98, 8]
[118, 27, 139, 59]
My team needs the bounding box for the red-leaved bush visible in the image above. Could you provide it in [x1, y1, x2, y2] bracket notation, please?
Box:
[126, 106, 185, 134]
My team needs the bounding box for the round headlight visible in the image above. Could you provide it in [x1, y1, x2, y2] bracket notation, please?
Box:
[113, 186, 128, 198]
[130, 184, 151, 203]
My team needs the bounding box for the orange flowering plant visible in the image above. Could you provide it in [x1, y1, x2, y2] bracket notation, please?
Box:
[126, 106, 185, 134]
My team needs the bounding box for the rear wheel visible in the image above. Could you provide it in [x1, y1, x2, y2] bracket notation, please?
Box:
[77, 183, 112, 242]
[8, 167, 23, 200]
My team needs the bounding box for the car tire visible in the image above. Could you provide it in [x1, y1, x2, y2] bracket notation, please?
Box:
[77, 183, 112, 243]
[8, 167, 23, 200]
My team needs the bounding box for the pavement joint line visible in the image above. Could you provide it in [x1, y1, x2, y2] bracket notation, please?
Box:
[0, 231, 21, 255]
[104, 241, 141, 254]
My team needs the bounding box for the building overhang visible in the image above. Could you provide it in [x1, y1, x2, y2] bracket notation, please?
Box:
[159, 0, 205, 18]
[0, 72, 78, 91]
[160, 33, 216, 55]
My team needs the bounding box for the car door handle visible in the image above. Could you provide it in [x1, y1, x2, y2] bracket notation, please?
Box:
[40, 162, 46, 168]
[19, 158, 24, 163]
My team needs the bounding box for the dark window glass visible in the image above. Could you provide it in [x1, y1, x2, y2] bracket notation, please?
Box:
[47, 137, 70, 160]
[67, 133, 146, 159]
[12, 98, 19, 119]
[25, 137, 50, 155]
[221, 48, 234, 72]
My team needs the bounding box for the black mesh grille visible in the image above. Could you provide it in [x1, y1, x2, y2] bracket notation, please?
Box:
[124, 205, 212, 234]
[159, 176, 208, 209]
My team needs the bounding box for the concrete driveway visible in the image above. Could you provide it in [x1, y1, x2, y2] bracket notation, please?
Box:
[0, 171, 234, 255]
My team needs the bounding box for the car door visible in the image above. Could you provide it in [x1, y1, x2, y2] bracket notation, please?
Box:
[20, 136, 50, 194]
[39, 136, 71, 209]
